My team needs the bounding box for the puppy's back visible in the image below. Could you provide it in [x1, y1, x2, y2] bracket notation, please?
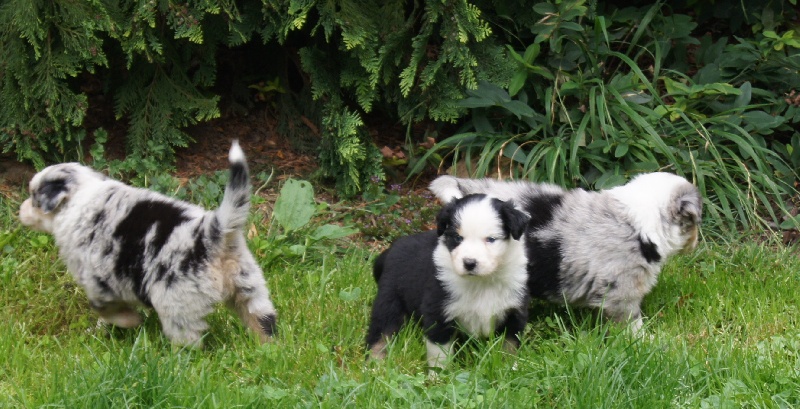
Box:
[372, 231, 440, 302]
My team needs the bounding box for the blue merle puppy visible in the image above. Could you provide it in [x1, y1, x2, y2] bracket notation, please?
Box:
[366, 194, 530, 368]
[19, 141, 276, 347]
[430, 172, 702, 335]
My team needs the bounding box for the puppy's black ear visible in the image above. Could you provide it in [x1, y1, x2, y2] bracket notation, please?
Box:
[436, 200, 457, 236]
[498, 200, 529, 240]
[34, 178, 69, 213]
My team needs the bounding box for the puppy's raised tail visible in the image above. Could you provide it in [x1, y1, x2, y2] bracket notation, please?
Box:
[429, 175, 565, 206]
[428, 176, 464, 203]
[216, 140, 251, 234]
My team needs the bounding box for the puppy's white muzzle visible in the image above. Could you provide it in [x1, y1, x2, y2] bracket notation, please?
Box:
[19, 198, 55, 233]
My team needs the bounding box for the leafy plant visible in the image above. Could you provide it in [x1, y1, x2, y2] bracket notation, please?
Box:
[252, 178, 357, 264]
[416, 0, 800, 232]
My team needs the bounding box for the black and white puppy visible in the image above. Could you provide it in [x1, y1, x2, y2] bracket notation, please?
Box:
[429, 172, 702, 334]
[19, 141, 277, 347]
[366, 194, 530, 368]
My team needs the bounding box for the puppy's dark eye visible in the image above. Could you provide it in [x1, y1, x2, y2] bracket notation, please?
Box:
[450, 234, 463, 244]
[486, 237, 497, 244]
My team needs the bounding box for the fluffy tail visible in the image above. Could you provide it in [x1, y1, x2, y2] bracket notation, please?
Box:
[429, 175, 562, 204]
[372, 250, 388, 282]
[216, 140, 251, 234]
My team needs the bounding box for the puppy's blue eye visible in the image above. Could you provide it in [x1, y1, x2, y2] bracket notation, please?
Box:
[486, 237, 496, 243]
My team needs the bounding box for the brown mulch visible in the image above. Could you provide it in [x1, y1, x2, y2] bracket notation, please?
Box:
[0, 107, 319, 200]
[173, 111, 318, 181]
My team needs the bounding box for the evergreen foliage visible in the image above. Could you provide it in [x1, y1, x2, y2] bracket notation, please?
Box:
[1, 0, 797, 213]
[0, 0, 109, 167]
[1, 0, 510, 195]
[286, 0, 511, 194]
[0, 0, 240, 166]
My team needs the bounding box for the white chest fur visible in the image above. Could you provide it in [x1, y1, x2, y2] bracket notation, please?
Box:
[434, 242, 527, 337]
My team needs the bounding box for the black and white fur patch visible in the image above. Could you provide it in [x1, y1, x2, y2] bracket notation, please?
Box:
[365, 194, 530, 368]
[19, 141, 277, 347]
[429, 172, 702, 334]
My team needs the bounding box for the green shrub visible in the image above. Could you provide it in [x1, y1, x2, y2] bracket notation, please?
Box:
[0, 0, 512, 196]
[290, 0, 512, 195]
[414, 0, 800, 232]
[0, 0, 236, 167]
[2, 0, 797, 207]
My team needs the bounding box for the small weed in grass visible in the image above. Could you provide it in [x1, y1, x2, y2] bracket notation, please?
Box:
[348, 177, 439, 242]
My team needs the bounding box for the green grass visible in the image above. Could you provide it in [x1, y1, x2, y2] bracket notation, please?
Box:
[2, 194, 800, 408]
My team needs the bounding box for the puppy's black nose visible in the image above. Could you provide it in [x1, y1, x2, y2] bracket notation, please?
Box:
[463, 258, 477, 271]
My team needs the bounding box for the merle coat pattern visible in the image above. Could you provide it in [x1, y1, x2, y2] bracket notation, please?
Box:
[19, 141, 276, 346]
[429, 172, 702, 334]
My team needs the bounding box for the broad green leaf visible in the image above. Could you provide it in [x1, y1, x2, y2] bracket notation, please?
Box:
[742, 111, 784, 133]
[703, 83, 740, 95]
[780, 215, 800, 230]
[469, 81, 511, 104]
[620, 91, 652, 104]
[529, 66, 555, 80]
[501, 100, 537, 119]
[733, 82, 752, 108]
[532, 3, 556, 14]
[457, 96, 495, 108]
[614, 143, 629, 158]
[560, 22, 584, 32]
[559, 81, 580, 92]
[595, 173, 627, 189]
[472, 112, 494, 133]
[663, 78, 691, 95]
[273, 179, 316, 232]
[509, 71, 527, 96]
[523, 43, 541, 63]
[503, 142, 528, 163]
[507, 46, 526, 64]
[338, 287, 362, 301]
[310, 224, 358, 241]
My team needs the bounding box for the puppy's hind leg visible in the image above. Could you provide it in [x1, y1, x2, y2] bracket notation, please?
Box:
[604, 300, 645, 336]
[151, 290, 214, 347]
[495, 307, 528, 354]
[365, 292, 406, 360]
[93, 301, 143, 329]
[156, 304, 213, 348]
[229, 256, 277, 343]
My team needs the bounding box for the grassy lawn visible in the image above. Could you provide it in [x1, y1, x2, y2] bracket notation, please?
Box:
[1, 185, 799, 408]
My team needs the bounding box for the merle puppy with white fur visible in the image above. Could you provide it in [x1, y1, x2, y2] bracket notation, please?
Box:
[429, 172, 702, 334]
[19, 141, 277, 347]
[366, 194, 529, 368]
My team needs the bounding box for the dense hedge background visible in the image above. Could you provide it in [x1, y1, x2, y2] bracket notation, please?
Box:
[1, 0, 798, 230]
